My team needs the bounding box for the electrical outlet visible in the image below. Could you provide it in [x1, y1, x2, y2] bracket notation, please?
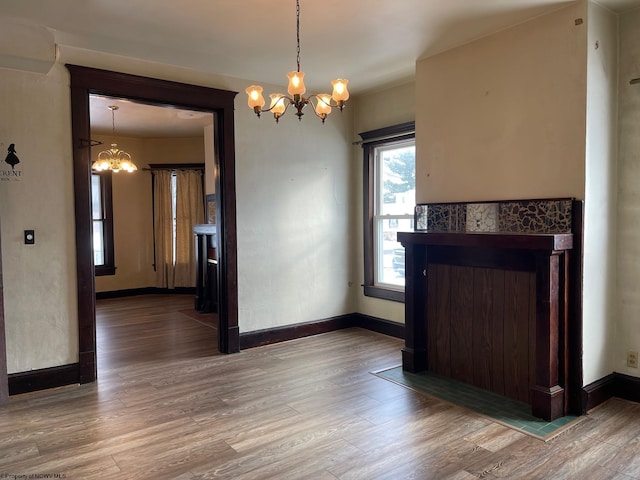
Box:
[627, 351, 638, 368]
[24, 229, 35, 245]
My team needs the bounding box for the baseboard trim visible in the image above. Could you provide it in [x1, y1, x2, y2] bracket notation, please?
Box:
[354, 313, 405, 339]
[9, 363, 79, 395]
[614, 372, 640, 404]
[582, 372, 640, 413]
[239, 313, 404, 349]
[582, 373, 616, 413]
[239, 314, 356, 349]
[96, 287, 196, 299]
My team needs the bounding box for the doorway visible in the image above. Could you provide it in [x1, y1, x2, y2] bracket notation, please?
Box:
[68, 65, 239, 384]
[89, 95, 211, 293]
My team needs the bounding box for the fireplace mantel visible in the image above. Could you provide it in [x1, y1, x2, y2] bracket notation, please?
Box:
[398, 230, 574, 421]
[398, 231, 573, 250]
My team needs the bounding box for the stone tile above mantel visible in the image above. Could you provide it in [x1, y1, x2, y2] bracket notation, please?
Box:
[415, 198, 574, 234]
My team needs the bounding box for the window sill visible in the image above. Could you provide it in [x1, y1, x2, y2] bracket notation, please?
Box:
[95, 266, 116, 277]
[363, 285, 405, 303]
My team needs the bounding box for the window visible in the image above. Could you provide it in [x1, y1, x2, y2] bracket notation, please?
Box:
[360, 122, 415, 302]
[91, 172, 115, 276]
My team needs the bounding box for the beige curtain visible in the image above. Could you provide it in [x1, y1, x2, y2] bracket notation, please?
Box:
[174, 169, 204, 287]
[153, 170, 174, 288]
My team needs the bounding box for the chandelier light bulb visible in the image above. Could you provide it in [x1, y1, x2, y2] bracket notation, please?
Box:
[246, 86, 266, 111]
[287, 71, 306, 96]
[331, 79, 350, 103]
[270, 94, 287, 116]
[315, 94, 332, 116]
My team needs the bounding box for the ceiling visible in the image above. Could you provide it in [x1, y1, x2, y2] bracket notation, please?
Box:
[89, 95, 214, 138]
[2, 0, 639, 136]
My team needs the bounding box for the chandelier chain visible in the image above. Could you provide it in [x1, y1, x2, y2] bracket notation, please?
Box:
[296, 0, 301, 72]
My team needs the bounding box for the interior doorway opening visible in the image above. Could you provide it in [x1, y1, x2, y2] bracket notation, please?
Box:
[88, 94, 214, 295]
[68, 65, 239, 385]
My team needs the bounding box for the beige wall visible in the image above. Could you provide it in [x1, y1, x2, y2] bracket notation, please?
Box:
[352, 81, 416, 323]
[92, 135, 205, 293]
[353, 81, 416, 134]
[0, 64, 78, 373]
[416, 2, 587, 204]
[616, 7, 640, 378]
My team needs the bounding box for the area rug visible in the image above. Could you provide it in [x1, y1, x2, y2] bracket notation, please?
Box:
[372, 366, 584, 441]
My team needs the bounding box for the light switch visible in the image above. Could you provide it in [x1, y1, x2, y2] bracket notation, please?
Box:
[24, 230, 35, 245]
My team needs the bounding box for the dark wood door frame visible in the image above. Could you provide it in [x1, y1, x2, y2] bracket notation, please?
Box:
[67, 65, 240, 384]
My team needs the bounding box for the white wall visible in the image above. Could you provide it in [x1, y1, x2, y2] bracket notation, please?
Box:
[352, 81, 416, 323]
[0, 29, 355, 373]
[583, 2, 618, 385]
[616, 6, 640, 378]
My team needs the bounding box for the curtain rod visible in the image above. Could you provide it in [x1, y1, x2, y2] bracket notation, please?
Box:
[144, 167, 204, 172]
[146, 163, 205, 171]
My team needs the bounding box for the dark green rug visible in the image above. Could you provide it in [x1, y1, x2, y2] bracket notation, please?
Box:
[372, 366, 584, 441]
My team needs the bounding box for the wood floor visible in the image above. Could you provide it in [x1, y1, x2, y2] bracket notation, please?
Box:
[1, 295, 640, 479]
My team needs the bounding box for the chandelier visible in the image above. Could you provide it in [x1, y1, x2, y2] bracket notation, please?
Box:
[245, 0, 349, 123]
[92, 105, 137, 173]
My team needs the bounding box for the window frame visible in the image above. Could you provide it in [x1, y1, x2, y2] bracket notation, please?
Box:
[359, 121, 415, 302]
[91, 171, 116, 276]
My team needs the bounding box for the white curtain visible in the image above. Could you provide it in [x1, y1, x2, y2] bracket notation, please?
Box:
[153, 169, 204, 288]
[153, 170, 174, 288]
[174, 169, 204, 287]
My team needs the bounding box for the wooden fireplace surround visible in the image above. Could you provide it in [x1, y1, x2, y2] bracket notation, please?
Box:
[398, 230, 575, 421]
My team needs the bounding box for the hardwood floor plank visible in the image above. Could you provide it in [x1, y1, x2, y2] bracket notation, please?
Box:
[462, 422, 528, 452]
[225, 410, 370, 454]
[111, 436, 237, 479]
[524, 437, 621, 478]
[212, 439, 361, 480]
[0, 442, 39, 465]
[602, 436, 640, 477]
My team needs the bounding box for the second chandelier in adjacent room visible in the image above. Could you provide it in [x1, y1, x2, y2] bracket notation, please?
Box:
[92, 105, 137, 173]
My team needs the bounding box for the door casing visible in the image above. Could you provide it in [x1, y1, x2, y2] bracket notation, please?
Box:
[67, 65, 240, 383]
